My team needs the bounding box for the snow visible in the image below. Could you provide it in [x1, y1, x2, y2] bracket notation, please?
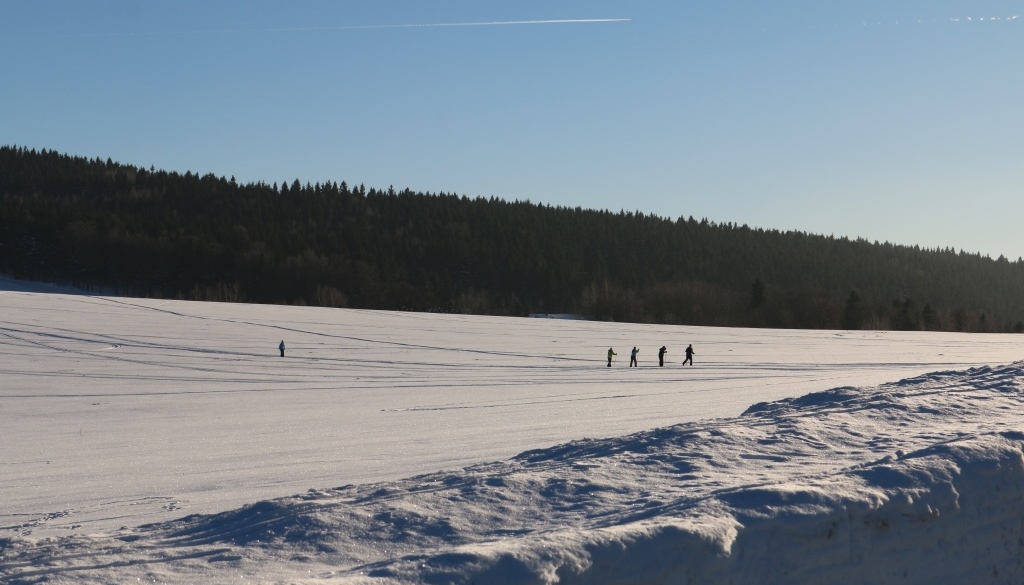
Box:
[3, 281, 1024, 583]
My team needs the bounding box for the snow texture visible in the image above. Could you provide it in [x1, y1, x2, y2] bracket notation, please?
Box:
[3, 279, 1024, 583]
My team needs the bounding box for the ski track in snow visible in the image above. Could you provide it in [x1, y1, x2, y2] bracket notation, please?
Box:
[3, 279, 1024, 583]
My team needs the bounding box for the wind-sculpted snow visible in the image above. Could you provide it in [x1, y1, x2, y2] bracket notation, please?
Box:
[5, 360, 1024, 583]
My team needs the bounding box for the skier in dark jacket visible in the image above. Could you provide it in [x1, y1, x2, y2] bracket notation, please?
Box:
[658, 346, 667, 367]
[630, 347, 639, 367]
[683, 344, 694, 366]
[279, 340, 286, 357]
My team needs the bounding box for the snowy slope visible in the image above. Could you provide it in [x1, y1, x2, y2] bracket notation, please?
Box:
[3, 286, 1024, 583]
[5, 363, 1024, 583]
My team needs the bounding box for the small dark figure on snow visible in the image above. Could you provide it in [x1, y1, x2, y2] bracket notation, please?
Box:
[607, 347, 617, 367]
[658, 346, 667, 367]
[630, 347, 639, 367]
[683, 344, 694, 366]
[279, 340, 286, 357]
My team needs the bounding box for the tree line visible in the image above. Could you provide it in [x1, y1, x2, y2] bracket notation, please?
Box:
[2, 145, 1023, 333]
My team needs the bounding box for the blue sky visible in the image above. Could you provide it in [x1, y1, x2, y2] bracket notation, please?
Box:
[3, 1, 1022, 259]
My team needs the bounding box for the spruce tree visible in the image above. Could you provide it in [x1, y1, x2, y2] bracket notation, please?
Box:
[749, 278, 766, 309]
[842, 291, 863, 330]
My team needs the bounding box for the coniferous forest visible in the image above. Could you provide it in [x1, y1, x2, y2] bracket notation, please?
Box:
[2, 146, 1023, 333]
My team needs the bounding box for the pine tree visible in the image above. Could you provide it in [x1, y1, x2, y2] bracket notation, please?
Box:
[921, 304, 937, 331]
[749, 278, 766, 309]
[842, 290, 863, 330]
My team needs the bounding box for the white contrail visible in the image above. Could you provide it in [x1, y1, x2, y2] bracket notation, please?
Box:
[324, 18, 632, 30]
[55, 18, 631, 38]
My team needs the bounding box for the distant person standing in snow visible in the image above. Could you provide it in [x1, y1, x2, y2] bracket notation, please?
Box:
[279, 340, 286, 357]
[630, 347, 639, 367]
[683, 344, 694, 366]
[607, 347, 617, 367]
[658, 346, 667, 367]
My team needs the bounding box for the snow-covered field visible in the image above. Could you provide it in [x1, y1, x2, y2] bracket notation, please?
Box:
[3, 278, 1024, 583]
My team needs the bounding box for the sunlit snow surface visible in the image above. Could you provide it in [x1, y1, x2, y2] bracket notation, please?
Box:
[3, 279, 1024, 583]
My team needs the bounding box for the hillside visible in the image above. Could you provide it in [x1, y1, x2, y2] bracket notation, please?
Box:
[3, 146, 1023, 331]
[4, 286, 1024, 582]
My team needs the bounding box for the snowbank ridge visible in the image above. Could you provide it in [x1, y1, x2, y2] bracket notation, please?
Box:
[4, 364, 1024, 583]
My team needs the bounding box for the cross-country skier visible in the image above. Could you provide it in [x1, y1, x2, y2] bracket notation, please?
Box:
[279, 340, 286, 357]
[658, 346, 667, 367]
[683, 344, 694, 366]
[630, 347, 639, 367]
[607, 347, 617, 367]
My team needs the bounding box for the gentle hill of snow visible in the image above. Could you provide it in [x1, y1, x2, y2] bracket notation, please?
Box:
[4, 364, 1024, 583]
[3, 287, 1024, 583]
[0, 275, 90, 295]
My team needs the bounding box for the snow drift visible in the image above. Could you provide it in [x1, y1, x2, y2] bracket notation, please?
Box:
[5, 363, 1024, 583]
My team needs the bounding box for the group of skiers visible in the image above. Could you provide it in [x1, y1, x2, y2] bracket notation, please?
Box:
[607, 344, 694, 367]
[279, 338, 695, 366]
